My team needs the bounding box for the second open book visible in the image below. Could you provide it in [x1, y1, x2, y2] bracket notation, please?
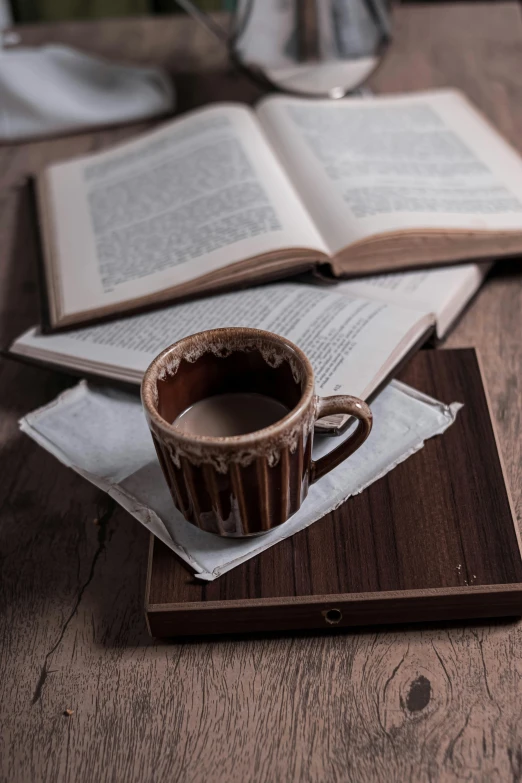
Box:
[40, 88, 522, 329]
[12, 262, 489, 430]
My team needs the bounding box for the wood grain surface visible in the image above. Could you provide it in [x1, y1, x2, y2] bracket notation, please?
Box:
[2, 4, 522, 781]
[147, 349, 522, 637]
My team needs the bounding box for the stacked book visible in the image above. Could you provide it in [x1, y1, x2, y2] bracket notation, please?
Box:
[12, 87, 522, 401]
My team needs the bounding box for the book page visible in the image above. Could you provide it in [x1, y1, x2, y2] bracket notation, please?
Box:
[45, 105, 326, 320]
[257, 90, 522, 254]
[333, 261, 491, 337]
[12, 283, 431, 401]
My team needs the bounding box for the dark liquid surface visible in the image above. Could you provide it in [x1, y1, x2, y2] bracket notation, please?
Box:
[171, 392, 290, 437]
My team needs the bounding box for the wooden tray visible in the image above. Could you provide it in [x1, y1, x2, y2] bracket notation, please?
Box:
[145, 349, 522, 638]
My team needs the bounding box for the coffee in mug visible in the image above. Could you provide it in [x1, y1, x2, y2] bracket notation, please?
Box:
[171, 392, 290, 437]
[142, 327, 372, 537]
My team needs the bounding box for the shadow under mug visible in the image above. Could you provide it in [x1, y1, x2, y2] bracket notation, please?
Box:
[141, 327, 372, 537]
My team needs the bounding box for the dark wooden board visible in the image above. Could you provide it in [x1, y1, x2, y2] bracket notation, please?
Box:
[146, 348, 522, 637]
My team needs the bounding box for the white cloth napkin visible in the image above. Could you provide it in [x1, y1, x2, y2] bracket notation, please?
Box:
[0, 43, 175, 141]
[20, 379, 462, 581]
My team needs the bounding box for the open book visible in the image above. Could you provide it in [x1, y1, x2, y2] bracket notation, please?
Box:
[39, 88, 522, 329]
[10, 262, 489, 430]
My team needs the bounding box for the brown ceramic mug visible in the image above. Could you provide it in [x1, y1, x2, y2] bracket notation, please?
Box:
[141, 327, 372, 537]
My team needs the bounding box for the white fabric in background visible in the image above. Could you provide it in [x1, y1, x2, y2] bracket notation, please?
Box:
[0, 1, 12, 28]
[0, 44, 175, 141]
[20, 379, 462, 581]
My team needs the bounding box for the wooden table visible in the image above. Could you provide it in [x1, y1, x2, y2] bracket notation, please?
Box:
[1, 4, 522, 781]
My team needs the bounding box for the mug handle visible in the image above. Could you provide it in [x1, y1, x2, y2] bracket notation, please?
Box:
[310, 396, 373, 483]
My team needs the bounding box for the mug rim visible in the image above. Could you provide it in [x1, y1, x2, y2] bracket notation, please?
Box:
[141, 327, 315, 448]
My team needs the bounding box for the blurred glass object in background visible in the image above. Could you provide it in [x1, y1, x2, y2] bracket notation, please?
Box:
[178, 0, 393, 98]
